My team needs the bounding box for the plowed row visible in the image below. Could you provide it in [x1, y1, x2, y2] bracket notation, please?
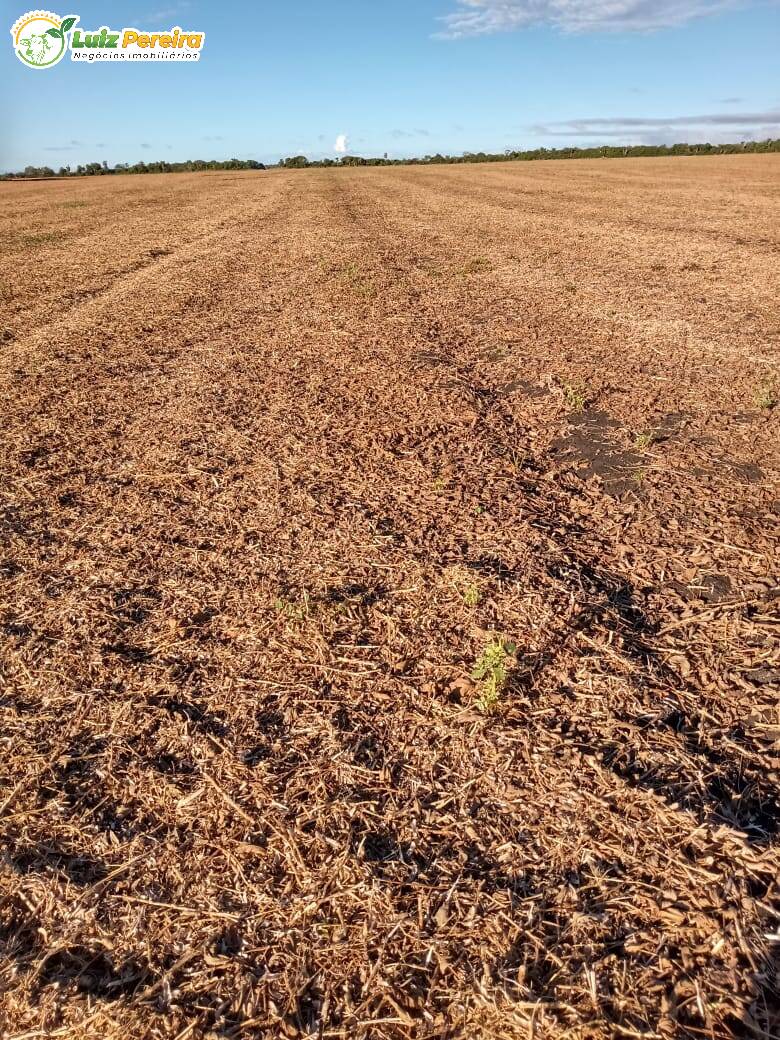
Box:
[1, 157, 778, 1039]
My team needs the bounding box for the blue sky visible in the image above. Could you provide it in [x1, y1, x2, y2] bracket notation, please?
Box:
[2, 0, 779, 169]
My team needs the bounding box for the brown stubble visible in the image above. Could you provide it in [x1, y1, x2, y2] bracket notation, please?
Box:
[0, 158, 778, 1039]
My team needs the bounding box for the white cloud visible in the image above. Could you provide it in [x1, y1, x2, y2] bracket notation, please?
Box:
[334, 134, 349, 154]
[438, 0, 750, 37]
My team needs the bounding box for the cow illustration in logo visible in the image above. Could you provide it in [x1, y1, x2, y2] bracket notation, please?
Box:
[11, 11, 77, 68]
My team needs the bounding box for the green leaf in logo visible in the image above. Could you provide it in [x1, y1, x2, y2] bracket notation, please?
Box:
[46, 27, 62, 38]
[60, 16, 77, 33]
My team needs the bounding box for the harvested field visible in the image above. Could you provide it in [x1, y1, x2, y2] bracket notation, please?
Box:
[0, 155, 778, 1039]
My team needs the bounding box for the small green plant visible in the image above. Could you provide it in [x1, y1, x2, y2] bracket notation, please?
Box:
[462, 256, 491, 275]
[462, 583, 481, 608]
[562, 382, 587, 413]
[273, 592, 310, 622]
[18, 231, 61, 248]
[633, 430, 656, 450]
[337, 262, 374, 298]
[353, 278, 375, 298]
[754, 383, 778, 411]
[472, 637, 516, 714]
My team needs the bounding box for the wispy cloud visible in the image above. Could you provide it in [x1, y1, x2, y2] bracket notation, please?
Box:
[531, 109, 780, 131]
[528, 108, 780, 144]
[334, 133, 349, 154]
[202, 135, 224, 141]
[141, 0, 190, 23]
[438, 0, 751, 38]
[43, 139, 83, 152]
[390, 128, 431, 139]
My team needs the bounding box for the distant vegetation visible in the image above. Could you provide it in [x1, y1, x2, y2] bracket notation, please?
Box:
[1, 158, 266, 179]
[3, 139, 779, 179]
[281, 139, 780, 167]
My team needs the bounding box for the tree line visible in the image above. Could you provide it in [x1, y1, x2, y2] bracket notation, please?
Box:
[280, 139, 780, 168]
[3, 139, 779, 179]
[1, 158, 266, 179]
